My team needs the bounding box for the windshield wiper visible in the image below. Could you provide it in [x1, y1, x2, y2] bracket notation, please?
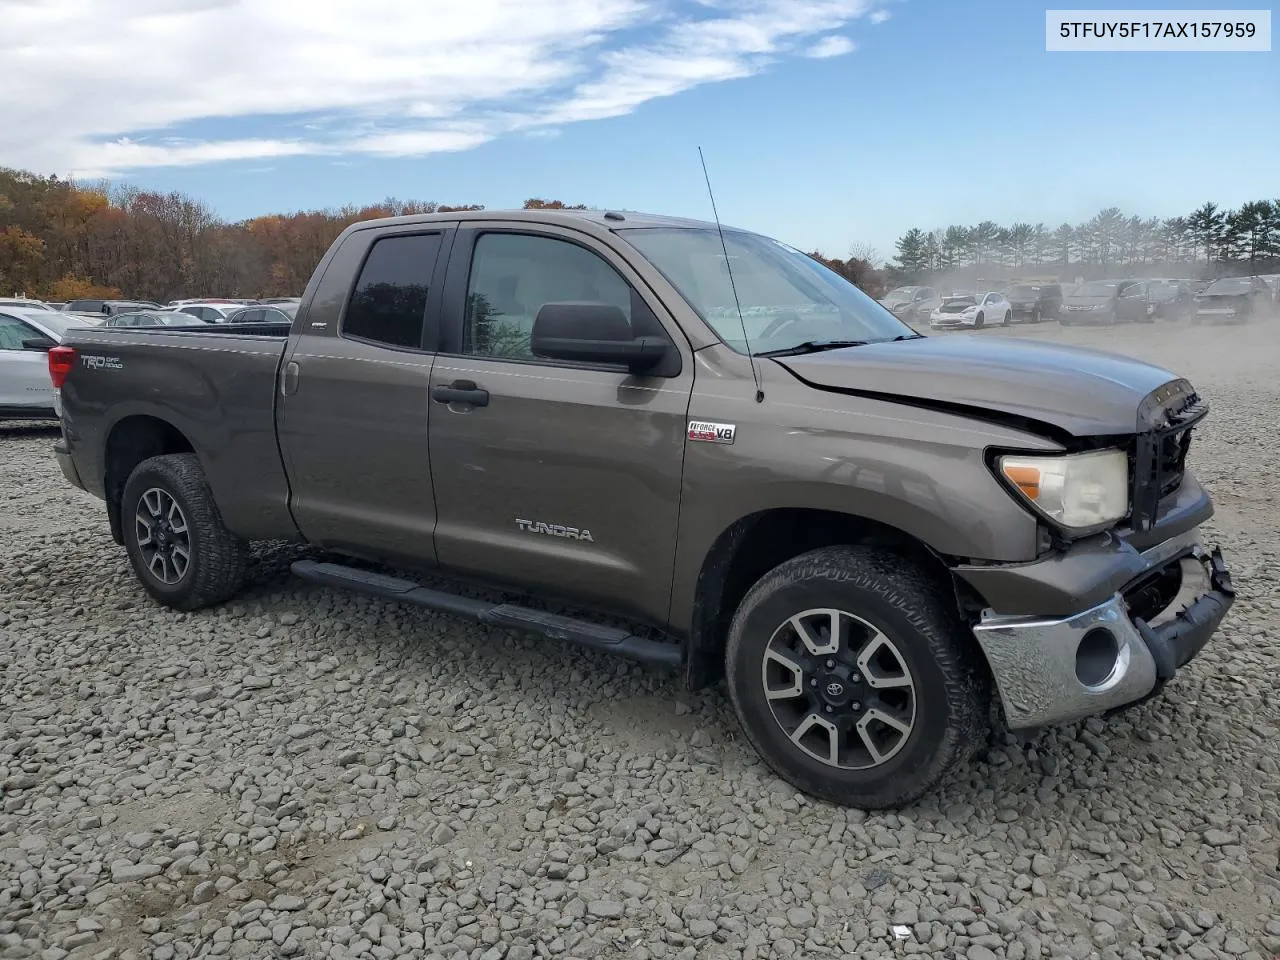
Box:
[755, 339, 870, 357]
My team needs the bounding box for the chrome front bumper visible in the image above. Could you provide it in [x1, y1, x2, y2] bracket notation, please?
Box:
[971, 531, 1234, 730]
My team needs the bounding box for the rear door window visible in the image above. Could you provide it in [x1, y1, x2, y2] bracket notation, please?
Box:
[343, 233, 443, 349]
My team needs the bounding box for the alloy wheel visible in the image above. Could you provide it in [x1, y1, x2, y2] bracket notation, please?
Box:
[135, 488, 192, 585]
[760, 608, 917, 770]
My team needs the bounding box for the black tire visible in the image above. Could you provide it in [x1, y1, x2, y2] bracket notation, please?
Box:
[1032, 307, 1042, 324]
[122, 453, 248, 611]
[724, 546, 988, 809]
[1002, 311, 1012, 326]
[974, 313, 985, 329]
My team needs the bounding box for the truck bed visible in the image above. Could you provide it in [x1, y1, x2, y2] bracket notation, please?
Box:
[57, 323, 299, 540]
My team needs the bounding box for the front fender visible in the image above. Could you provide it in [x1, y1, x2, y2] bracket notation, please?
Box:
[668, 368, 1064, 638]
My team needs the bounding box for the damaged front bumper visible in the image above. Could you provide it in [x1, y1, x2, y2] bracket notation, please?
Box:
[968, 530, 1235, 730]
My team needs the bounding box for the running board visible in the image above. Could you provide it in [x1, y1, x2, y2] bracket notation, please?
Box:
[290, 559, 683, 667]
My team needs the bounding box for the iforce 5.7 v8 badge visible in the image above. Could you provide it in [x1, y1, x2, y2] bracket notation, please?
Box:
[687, 421, 736, 444]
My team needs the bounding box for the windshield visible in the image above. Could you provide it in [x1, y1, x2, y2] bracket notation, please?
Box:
[1009, 285, 1040, 297]
[1203, 277, 1253, 295]
[881, 286, 918, 303]
[1071, 281, 1118, 297]
[618, 227, 915, 354]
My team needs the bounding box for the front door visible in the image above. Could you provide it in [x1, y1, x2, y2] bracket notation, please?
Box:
[0, 314, 55, 414]
[426, 224, 695, 626]
[277, 225, 452, 566]
[1118, 283, 1147, 321]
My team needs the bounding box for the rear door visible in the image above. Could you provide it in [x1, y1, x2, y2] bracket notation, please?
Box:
[277, 223, 454, 566]
[424, 222, 695, 626]
[0, 313, 54, 412]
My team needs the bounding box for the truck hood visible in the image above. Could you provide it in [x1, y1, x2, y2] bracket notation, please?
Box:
[772, 335, 1183, 438]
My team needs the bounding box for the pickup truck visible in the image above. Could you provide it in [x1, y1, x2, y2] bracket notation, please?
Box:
[48, 208, 1235, 809]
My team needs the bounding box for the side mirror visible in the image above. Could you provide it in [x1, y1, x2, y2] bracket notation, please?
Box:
[22, 336, 56, 352]
[531, 302, 669, 374]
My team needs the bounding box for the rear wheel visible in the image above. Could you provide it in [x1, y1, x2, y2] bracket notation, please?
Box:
[724, 546, 988, 809]
[122, 453, 248, 611]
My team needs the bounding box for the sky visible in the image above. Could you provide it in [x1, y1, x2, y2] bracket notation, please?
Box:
[2, 0, 1276, 260]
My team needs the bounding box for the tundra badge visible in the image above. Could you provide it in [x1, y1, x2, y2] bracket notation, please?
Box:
[687, 421, 736, 444]
[515, 519, 594, 542]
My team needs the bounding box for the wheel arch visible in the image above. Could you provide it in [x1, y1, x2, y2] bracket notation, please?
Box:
[682, 507, 986, 691]
[104, 415, 197, 544]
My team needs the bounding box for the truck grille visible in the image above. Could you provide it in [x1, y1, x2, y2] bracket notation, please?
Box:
[1130, 390, 1207, 531]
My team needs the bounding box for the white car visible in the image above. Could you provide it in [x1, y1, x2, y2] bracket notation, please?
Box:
[165, 301, 248, 324]
[0, 297, 57, 312]
[929, 291, 1012, 329]
[0, 308, 91, 420]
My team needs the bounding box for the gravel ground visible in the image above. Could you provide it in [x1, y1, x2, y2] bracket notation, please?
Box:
[2, 317, 1278, 960]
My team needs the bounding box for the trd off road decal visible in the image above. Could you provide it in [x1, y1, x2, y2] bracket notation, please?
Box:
[687, 420, 736, 444]
[81, 355, 123, 370]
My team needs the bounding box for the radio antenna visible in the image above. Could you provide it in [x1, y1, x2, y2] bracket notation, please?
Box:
[698, 146, 763, 403]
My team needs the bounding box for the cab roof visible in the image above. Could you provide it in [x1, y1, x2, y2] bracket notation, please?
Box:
[340, 207, 735, 234]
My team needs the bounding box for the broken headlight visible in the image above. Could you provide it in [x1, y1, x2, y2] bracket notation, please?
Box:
[998, 448, 1129, 535]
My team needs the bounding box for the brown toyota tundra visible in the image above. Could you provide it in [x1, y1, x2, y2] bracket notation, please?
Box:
[48, 209, 1234, 809]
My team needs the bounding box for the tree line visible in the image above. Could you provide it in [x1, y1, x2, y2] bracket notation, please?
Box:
[0, 165, 897, 302]
[891, 201, 1280, 281]
[0, 166, 600, 302]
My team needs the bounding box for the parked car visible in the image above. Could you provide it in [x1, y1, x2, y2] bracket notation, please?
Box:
[879, 285, 942, 322]
[1005, 283, 1062, 323]
[0, 308, 91, 419]
[52, 207, 1234, 809]
[226, 304, 298, 323]
[1256, 274, 1280, 305]
[928, 291, 1012, 329]
[1146, 279, 1195, 320]
[63, 299, 163, 316]
[0, 297, 56, 312]
[168, 302, 247, 324]
[1191, 276, 1274, 324]
[104, 311, 201, 328]
[1059, 279, 1151, 325]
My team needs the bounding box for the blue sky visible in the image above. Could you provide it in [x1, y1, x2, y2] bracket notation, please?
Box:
[5, 0, 1275, 260]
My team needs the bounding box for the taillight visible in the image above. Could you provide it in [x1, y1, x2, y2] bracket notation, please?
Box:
[48, 346, 77, 389]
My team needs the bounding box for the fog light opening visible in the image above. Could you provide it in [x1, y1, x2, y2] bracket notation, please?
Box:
[1076, 628, 1120, 688]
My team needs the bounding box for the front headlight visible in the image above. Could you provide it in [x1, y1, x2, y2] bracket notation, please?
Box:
[998, 449, 1129, 533]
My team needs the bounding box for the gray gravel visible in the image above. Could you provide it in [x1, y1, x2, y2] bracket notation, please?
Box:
[3, 318, 1279, 960]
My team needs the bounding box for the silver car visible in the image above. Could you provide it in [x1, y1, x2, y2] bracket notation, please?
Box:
[0, 308, 91, 419]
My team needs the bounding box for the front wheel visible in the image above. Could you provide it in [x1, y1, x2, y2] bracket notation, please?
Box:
[724, 546, 988, 809]
[1002, 311, 1012, 326]
[973, 313, 985, 329]
[1032, 307, 1042, 324]
[122, 453, 248, 611]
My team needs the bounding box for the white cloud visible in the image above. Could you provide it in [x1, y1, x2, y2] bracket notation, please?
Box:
[806, 35, 856, 58]
[870, 9, 892, 24]
[0, 0, 881, 176]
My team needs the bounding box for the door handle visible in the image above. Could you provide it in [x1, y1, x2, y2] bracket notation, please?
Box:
[431, 379, 489, 407]
[281, 361, 300, 397]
